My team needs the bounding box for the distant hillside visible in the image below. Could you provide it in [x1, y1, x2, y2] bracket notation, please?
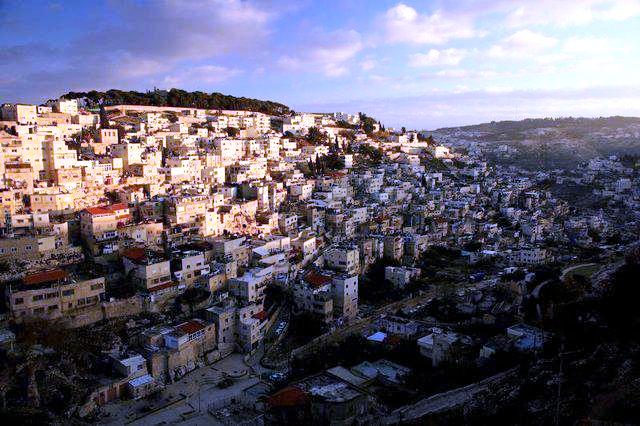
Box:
[60, 89, 291, 116]
[436, 116, 640, 138]
[432, 116, 640, 169]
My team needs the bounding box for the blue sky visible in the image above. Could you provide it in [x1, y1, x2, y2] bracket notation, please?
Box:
[1, 0, 640, 128]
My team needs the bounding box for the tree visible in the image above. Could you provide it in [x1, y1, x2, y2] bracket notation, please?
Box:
[306, 126, 326, 145]
[62, 88, 291, 116]
[99, 104, 109, 128]
[359, 112, 377, 134]
[359, 144, 383, 165]
[226, 127, 239, 137]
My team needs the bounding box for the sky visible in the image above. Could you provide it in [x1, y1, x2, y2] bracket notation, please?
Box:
[1, 0, 640, 129]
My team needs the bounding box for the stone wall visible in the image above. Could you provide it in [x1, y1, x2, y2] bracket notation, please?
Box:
[58, 295, 146, 328]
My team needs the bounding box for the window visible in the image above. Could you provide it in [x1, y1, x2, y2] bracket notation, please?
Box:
[33, 307, 45, 314]
[33, 294, 44, 301]
[14, 297, 23, 305]
[90, 283, 103, 291]
[62, 289, 74, 296]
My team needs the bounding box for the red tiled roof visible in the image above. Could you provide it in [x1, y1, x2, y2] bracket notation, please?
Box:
[252, 311, 268, 321]
[85, 203, 129, 216]
[85, 206, 111, 215]
[177, 320, 205, 335]
[148, 281, 177, 293]
[105, 203, 129, 212]
[24, 269, 68, 286]
[122, 247, 146, 262]
[266, 386, 309, 407]
[304, 271, 332, 288]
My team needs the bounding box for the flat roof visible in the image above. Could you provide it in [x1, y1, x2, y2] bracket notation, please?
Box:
[129, 374, 154, 388]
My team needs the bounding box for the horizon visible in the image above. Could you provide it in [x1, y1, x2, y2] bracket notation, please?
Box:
[2, 0, 640, 127]
[12, 87, 640, 131]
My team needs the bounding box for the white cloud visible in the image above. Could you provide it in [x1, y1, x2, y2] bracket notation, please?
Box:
[380, 3, 477, 45]
[436, 69, 470, 78]
[504, 0, 640, 27]
[163, 65, 242, 87]
[360, 57, 376, 71]
[429, 69, 501, 79]
[562, 36, 611, 54]
[488, 30, 558, 58]
[0, 0, 276, 101]
[409, 48, 467, 67]
[504, 30, 558, 50]
[278, 29, 363, 77]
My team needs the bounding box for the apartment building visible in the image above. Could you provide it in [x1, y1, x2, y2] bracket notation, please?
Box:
[5, 269, 105, 320]
[80, 203, 131, 255]
[228, 265, 274, 304]
[324, 245, 360, 275]
[122, 247, 173, 294]
[170, 249, 210, 288]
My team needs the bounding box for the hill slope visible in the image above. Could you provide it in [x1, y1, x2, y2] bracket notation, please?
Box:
[432, 116, 640, 169]
[60, 88, 291, 116]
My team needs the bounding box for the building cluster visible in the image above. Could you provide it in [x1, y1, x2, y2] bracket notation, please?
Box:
[1, 97, 638, 416]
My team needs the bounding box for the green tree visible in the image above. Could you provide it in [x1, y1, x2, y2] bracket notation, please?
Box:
[306, 127, 327, 145]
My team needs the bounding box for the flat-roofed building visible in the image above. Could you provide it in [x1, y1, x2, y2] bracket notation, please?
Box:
[5, 269, 105, 320]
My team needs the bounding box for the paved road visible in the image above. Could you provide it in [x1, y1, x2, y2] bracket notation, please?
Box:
[290, 279, 489, 361]
[384, 368, 518, 424]
[560, 263, 598, 280]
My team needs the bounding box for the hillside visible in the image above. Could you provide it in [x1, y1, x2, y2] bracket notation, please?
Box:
[436, 116, 640, 137]
[60, 89, 291, 116]
[431, 116, 640, 169]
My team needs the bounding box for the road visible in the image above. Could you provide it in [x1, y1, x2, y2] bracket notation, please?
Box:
[290, 278, 491, 361]
[98, 354, 257, 426]
[384, 368, 518, 424]
[560, 263, 598, 280]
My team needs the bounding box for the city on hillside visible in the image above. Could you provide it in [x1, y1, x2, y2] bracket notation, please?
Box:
[2, 1, 640, 424]
[0, 95, 639, 424]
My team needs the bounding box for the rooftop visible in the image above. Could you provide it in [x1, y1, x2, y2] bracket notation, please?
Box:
[23, 269, 68, 286]
[304, 270, 332, 288]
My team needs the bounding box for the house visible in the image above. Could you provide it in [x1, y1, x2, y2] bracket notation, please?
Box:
[350, 359, 411, 385]
[380, 315, 421, 338]
[384, 266, 421, 288]
[122, 247, 174, 295]
[164, 319, 214, 350]
[506, 323, 549, 351]
[80, 203, 132, 255]
[265, 372, 369, 425]
[6, 269, 105, 321]
[417, 328, 472, 366]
